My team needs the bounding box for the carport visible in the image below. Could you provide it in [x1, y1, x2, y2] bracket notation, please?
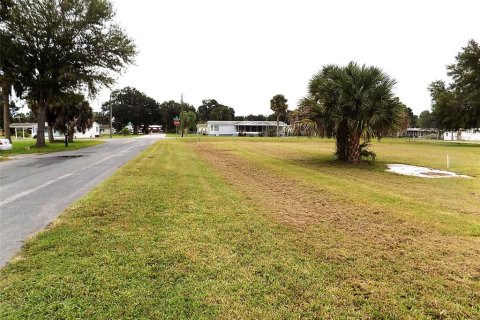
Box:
[9, 123, 37, 139]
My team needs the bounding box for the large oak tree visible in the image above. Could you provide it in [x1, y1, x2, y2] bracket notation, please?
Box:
[3, 0, 136, 147]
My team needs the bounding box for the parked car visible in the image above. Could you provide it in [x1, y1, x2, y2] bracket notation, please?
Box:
[0, 139, 13, 151]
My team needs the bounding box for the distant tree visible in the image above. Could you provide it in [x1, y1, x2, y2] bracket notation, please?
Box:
[4, 0, 136, 147]
[94, 112, 110, 125]
[180, 111, 196, 134]
[291, 62, 404, 163]
[270, 94, 288, 137]
[405, 107, 418, 127]
[417, 110, 435, 128]
[429, 39, 480, 130]
[0, 98, 19, 124]
[244, 114, 270, 121]
[158, 100, 196, 133]
[46, 99, 65, 142]
[197, 99, 234, 121]
[209, 105, 235, 121]
[429, 81, 464, 131]
[103, 87, 160, 134]
[54, 93, 94, 142]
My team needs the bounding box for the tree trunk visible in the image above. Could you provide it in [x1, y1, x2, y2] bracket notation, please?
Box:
[347, 134, 361, 163]
[2, 80, 11, 143]
[48, 123, 54, 143]
[68, 124, 74, 142]
[36, 102, 47, 148]
[335, 134, 348, 161]
[276, 114, 279, 137]
[335, 120, 349, 161]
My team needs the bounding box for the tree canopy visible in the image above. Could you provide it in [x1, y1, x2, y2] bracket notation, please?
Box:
[103, 87, 160, 134]
[430, 39, 480, 130]
[180, 111, 196, 134]
[291, 62, 404, 163]
[2, 0, 136, 147]
[197, 99, 235, 121]
[54, 93, 94, 142]
[158, 100, 195, 133]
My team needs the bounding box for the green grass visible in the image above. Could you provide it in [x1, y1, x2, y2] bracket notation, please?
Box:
[1, 138, 479, 318]
[0, 138, 104, 158]
[203, 137, 480, 235]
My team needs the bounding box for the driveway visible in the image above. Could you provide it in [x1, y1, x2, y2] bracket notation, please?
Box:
[0, 134, 165, 267]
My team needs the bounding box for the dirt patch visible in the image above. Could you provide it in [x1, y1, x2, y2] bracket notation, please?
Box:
[192, 142, 480, 315]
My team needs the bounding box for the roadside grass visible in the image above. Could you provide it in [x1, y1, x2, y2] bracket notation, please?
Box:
[0, 139, 103, 158]
[1, 138, 479, 318]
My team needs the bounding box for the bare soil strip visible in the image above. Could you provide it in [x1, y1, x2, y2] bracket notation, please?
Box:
[193, 142, 480, 317]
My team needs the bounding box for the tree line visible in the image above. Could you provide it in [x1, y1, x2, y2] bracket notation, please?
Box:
[408, 40, 480, 130]
[95, 88, 291, 134]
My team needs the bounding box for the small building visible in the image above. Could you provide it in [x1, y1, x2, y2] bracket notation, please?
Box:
[206, 121, 289, 136]
[74, 122, 100, 138]
[9, 123, 38, 139]
[443, 128, 480, 141]
[9, 122, 100, 139]
[100, 125, 113, 135]
[403, 128, 438, 139]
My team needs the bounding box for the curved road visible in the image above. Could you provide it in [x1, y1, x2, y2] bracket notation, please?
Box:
[0, 134, 165, 267]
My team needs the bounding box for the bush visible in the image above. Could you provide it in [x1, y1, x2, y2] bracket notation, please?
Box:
[120, 127, 130, 135]
[360, 141, 376, 162]
[267, 128, 276, 137]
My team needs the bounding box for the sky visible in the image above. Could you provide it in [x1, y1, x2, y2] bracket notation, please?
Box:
[90, 0, 480, 116]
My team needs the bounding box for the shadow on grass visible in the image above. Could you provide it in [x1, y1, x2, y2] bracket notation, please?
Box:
[284, 154, 387, 173]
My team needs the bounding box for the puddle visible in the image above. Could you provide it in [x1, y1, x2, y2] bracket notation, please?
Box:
[387, 164, 471, 178]
[55, 155, 83, 158]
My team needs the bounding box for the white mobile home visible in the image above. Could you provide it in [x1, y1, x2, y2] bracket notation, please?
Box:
[443, 128, 480, 141]
[206, 121, 288, 136]
[9, 122, 101, 139]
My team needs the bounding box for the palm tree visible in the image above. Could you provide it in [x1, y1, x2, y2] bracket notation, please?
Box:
[291, 62, 404, 163]
[270, 94, 288, 137]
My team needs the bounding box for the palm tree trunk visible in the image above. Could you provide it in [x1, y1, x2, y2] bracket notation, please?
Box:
[335, 120, 349, 161]
[347, 134, 361, 163]
[276, 115, 279, 137]
[36, 101, 47, 148]
[2, 80, 11, 143]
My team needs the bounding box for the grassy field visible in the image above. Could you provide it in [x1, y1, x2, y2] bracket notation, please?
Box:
[0, 138, 103, 158]
[0, 138, 479, 318]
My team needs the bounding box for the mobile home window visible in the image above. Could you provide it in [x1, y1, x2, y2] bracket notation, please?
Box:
[210, 125, 219, 131]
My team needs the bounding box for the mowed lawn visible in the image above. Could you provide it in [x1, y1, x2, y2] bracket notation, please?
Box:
[0, 139, 103, 158]
[0, 138, 479, 319]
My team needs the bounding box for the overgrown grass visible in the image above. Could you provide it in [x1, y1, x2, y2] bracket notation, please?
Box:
[1, 138, 479, 318]
[0, 138, 104, 158]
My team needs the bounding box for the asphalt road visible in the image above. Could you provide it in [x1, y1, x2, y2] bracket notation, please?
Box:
[0, 134, 165, 267]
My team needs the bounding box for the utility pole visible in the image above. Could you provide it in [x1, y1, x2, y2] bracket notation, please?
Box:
[109, 92, 113, 139]
[180, 92, 184, 138]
